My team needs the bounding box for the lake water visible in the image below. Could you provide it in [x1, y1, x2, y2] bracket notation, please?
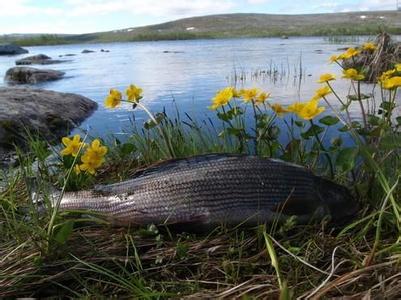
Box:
[0, 36, 398, 142]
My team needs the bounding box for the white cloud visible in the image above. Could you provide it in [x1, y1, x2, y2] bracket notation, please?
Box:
[247, 0, 270, 4]
[314, 0, 397, 12]
[0, 0, 234, 19]
[64, 0, 234, 17]
[0, 0, 63, 16]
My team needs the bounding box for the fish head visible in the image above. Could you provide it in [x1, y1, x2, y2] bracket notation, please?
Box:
[316, 177, 359, 222]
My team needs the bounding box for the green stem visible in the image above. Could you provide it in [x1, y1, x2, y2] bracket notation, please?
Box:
[327, 82, 352, 123]
[309, 120, 334, 178]
[357, 81, 368, 129]
[136, 101, 176, 159]
[251, 100, 259, 156]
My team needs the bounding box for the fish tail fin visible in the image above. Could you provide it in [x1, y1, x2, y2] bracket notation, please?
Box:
[26, 177, 60, 209]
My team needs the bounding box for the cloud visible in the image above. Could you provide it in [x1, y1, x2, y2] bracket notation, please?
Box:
[63, 0, 235, 17]
[0, 0, 63, 16]
[247, 0, 270, 4]
[313, 0, 397, 13]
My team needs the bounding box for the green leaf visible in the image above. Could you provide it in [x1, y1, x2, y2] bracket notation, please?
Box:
[331, 137, 343, 147]
[54, 220, 74, 245]
[144, 113, 165, 130]
[294, 120, 304, 128]
[217, 112, 231, 122]
[319, 116, 339, 126]
[217, 107, 244, 122]
[120, 143, 136, 155]
[396, 117, 401, 126]
[338, 125, 349, 132]
[380, 133, 401, 150]
[301, 124, 324, 139]
[336, 147, 358, 173]
[347, 93, 371, 101]
[367, 114, 380, 126]
[380, 101, 396, 112]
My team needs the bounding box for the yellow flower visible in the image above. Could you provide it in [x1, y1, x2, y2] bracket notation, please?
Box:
[317, 73, 336, 83]
[297, 98, 325, 120]
[362, 42, 377, 51]
[342, 68, 365, 81]
[241, 88, 260, 103]
[104, 89, 122, 108]
[126, 84, 143, 102]
[287, 102, 306, 114]
[329, 55, 339, 64]
[60, 134, 84, 157]
[339, 47, 360, 60]
[314, 86, 332, 99]
[255, 92, 270, 104]
[395, 64, 401, 72]
[79, 155, 103, 175]
[79, 140, 107, 175]
[382, 76, 401, 90]
[378, 69, 395, 84]
[229, 87, 241, 98]
[85, 139, 108, 162]
[210, 87, 234, 110]
[74, 164, 81, 175]
[271, 103, 288, 116]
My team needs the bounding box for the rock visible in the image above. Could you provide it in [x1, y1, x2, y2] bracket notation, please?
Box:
[0, 87, 97, 166]
[100, 49, 110, 52]
[0, 44, 29, 55]
[59, 53, 76, 57]
[163, 50, 184, 54]
[15, 54, 65, 65]
[82, 49, 95, 53]
[5, 67, 65, 84]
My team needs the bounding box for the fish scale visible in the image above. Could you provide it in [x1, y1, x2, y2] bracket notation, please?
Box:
[57, 154, 358, 226]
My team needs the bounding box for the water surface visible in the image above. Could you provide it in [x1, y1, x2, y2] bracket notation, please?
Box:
[0, 36, 396, 141]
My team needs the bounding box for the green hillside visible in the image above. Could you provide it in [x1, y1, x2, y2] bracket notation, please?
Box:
[2, 10, 401, 45]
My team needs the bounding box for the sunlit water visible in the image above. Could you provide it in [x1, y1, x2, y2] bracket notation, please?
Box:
[0, 36, 399, 143]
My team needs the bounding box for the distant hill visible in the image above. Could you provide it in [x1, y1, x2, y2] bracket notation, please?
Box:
[2, 11, 401, 46]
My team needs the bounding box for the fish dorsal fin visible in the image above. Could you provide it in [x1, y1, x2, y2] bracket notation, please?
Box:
[130, 153, 248, 178]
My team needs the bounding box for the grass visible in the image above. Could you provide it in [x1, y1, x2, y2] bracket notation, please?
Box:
[1, 42, 401, 298]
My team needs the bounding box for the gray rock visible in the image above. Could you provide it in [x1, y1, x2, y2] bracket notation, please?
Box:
[0, 87, 97, 165]
[5, 67, 65, 84]
[82, 49, 95, 53]
[15, 54, 65, 65]
[0, 44, 29, 55]
[59, 53, 76, 57]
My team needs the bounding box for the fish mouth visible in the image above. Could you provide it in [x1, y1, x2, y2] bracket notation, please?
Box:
[315, 177, 359, 222]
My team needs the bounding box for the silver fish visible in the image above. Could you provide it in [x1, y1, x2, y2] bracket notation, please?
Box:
[54, 154, 358, 226]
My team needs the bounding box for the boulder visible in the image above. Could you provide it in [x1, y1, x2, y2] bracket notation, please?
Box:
[5, 67, 65, 84]
[0, 44, 28, 55]
[0, 87, 97, 165]
[15, 54, 65, 65]
[82, 49, 95, 53]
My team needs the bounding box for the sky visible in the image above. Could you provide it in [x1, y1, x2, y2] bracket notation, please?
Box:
[0, 0, 398, 34]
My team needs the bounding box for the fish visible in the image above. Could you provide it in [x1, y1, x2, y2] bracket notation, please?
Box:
[52, 154, 358, 226]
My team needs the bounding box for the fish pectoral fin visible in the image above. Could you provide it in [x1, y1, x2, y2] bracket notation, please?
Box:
[162, 210, 211, 225]
[273, 196, 321, 216]
[93, 184, 113, 196]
